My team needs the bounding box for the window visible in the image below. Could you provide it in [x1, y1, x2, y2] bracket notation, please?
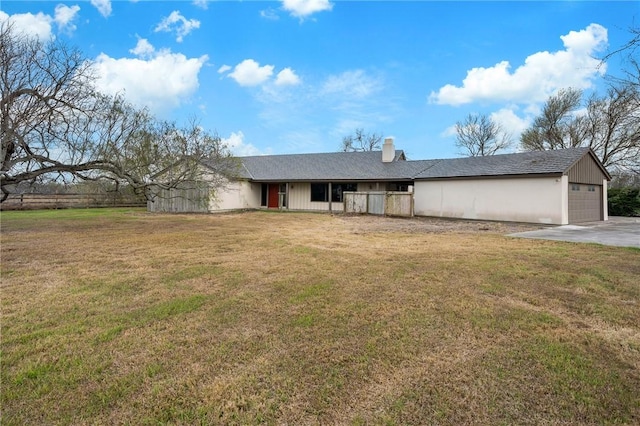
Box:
[588, 185, 596, 192]
[260, 184, 267, 206]
[331, 183, 358, 202]
[387, 181, 413, 192]
[310, 183, 328, 202]
[571, 184, 580, 191]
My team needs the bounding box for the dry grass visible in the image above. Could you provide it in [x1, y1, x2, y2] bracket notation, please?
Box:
[1, 208, 639, 425]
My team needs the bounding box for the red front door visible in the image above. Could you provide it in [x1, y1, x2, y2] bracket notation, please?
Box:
[268, 184, 279, 208]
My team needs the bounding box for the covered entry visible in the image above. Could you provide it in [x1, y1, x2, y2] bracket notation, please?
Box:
[261, 183, 287, 209]
[569, 183, 602, 223]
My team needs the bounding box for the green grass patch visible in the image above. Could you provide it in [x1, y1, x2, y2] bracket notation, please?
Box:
[0, 207, 144, 222]
[161, 265, 222, 286]
[289, 280, 333, 304]
[292, 313, 316, 327]
[142, 295, 208, 321]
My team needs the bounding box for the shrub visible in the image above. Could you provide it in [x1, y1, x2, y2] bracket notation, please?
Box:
[608, 187, 640, 216]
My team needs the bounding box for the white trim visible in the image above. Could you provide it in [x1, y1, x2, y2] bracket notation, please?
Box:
[561, 175, 569, 225]
[603, 179, 608, 221]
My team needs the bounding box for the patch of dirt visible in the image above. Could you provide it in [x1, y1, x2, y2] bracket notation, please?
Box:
[335, 214, 546, 235]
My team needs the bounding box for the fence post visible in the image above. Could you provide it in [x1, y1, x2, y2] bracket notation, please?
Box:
[366, 193, 369, 214]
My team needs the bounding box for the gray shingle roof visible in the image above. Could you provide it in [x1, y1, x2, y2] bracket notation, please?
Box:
[414, 147, 595, 179]
[233, 150, 422, 181]
[204, 147, 607, 182]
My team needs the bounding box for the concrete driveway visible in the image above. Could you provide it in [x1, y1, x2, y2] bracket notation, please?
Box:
[509, 216, 640, 248]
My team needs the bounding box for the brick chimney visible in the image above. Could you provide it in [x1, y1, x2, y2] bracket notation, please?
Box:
[382, 137, 395, 163]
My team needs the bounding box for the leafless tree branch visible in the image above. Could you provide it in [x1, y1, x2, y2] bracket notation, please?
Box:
[341, 128, 383, 152]
[455, 113, 512, 156]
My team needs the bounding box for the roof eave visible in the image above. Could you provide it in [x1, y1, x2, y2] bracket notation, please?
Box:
[415, 172, 565, 181]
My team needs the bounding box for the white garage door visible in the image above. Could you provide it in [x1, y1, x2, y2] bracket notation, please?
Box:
[568, 183, 602, 223]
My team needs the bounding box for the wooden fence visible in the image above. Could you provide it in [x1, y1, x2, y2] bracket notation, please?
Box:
[146, 185, 210, 213]
[343, 191, 414, 217]
[0, 193, 146, 210]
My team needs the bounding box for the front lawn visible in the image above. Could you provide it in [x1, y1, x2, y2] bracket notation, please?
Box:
[1, 209, 638, 424]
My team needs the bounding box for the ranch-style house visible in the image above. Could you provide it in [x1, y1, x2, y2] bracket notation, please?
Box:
[148, 138, 611, 225]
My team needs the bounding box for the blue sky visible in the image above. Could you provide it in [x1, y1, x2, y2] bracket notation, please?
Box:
[1, 1, 637, 159]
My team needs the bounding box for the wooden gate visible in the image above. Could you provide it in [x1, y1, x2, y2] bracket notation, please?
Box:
[343, 191, 413, 217]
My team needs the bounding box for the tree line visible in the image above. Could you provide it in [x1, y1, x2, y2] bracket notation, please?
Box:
[1, 22, 234, 203]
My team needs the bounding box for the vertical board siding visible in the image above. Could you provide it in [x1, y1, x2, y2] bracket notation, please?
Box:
[287, 183, 330, 211]
[385, 192, 413, 216]
[567, 154, 607, 185]
[344, 193, 368, 213]
[344, 192, 413, 217]
[147, 184, 210, 213]
[368, 193, 385, 215]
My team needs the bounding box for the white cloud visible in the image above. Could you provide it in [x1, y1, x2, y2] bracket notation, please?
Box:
[91, 0, 112, 18]
[154, 11, 200, 43]
[281, 0, 333, 18]
[228, 59, 274, 87]
[0, 8, 81, 40]
[93, 42, 208, 114]
[129, 38, 154, 58]
[275, 68, 301, 86]
[0, 11, 54, 41]
[440, 124, 457, 138]
[222, 60, 301, 91]
[260, 9, 280, 20]
[222, 131, 264, 156]
[489, 107, 530, 141]
[192, 0, 209, 10]
[322, 69, 382, 99]
[54, 4, 80, 32]
[429, 24, 608, 106]
[561, 24, 607, 53]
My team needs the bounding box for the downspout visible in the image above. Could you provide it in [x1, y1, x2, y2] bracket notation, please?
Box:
[328, 182, 332, 212]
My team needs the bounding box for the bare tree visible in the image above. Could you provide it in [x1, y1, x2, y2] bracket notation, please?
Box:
[520, 88, 586, 151]
[0, 22, 233, 202]
[341, 128, 383, 152]
[583, 85, 640, 174]
[520, 86, 640, 174]
[454, 113, 512, 156]
[600, 25, 640, 88]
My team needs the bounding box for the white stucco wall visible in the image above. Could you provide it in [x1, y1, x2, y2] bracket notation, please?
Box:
[414, 177, 567, 225]
[208, 180, 261, 211]
[602, 178, 609, 221]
